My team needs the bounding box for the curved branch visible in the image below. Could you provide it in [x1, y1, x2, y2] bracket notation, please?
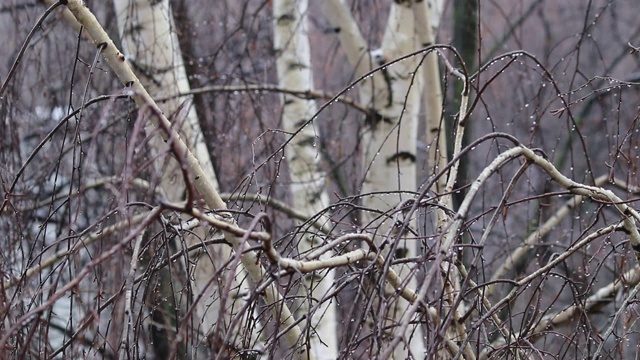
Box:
[157, 84, 372, 116]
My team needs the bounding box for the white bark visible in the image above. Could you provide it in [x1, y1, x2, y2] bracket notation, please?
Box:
[112, 0, 218, 195]
[369, 1, 420, 205]
[415, 0, 447, 200]
[319, 0, 390, 110]
[62, 0, 305, 357]
[323, 1, 425, 358]
[111, 0, 252, 354]
[425, 0, 445, 34]
[273, 1, 337, 358]
[42, 0, 94, 41]
[371, 4, 424, 358]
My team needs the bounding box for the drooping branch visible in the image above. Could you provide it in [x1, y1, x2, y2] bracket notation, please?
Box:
[0, 207, 163, 351]
[157, 84, 372, 116]
[384, 137, 640, 359]
[61, 1, 307, 357]
[442, 145, 640, 256]
[487, 175, 610, 296]
[111, 1, 246, 352]
[3, 209, 154, 289]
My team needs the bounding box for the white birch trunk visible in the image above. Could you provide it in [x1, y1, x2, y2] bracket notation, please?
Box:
[369, 4, 424, 358]
[416, 0, 447, 206]
[112, 0, 253, 354]
[322, 1, 425, 358]
[273, 1, 338, 358]
[319, 0, 390, 111]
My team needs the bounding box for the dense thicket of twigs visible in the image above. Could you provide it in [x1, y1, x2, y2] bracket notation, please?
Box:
[1, 1, 640, 359]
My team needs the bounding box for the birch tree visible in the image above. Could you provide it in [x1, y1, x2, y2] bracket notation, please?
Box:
[273, 0, 337, 358]
[319, 1, 444, 357]
[111, 0, 254, 354]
